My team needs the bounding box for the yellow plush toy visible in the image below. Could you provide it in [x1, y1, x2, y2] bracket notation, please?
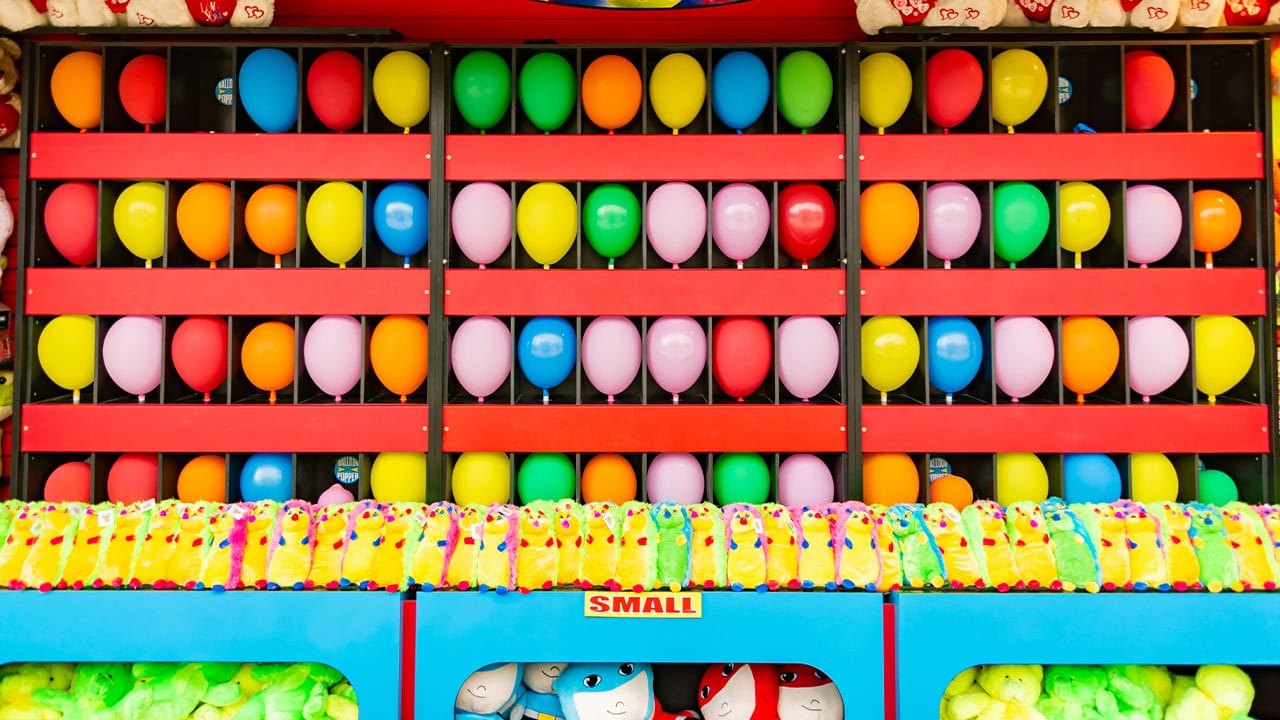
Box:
[922, 503, 983, 589]
[579, 502, 621, 590]
[408, 502, 457, 591]
[474, 504, 517, 593]
[309, 504, 351, 590]
[795, 506, 836, 591]
[760, 503, 800, 590]
[165, 503, 214, 589]
[551, 500, 584, 588]
[340, 500, 385, 589]
[98, 502, 152, 588]
[1166, 666, 1255, 720]
[1117, 501, 1170, 592]
[20, 503, 82, 592]
[131, 501, 181, 589]
[515, 503, 557, 593]
[264, 501, 313, 591]
[0, 664, 74, 720]
[58, 504, 117, 589]
[368, 503, 418, 592]
[445, 504, 485, 590]
[238, 501, 279, 590]
[1151, 502, 1200, 591]
[0, 504, 39, 589]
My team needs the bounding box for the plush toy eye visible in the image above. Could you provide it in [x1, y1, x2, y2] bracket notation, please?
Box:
[700, 685, 711, 699]
[780, 672, 798, 683]
[584, 675, 602, 688]
[619, 664, 635, 676]
[721, 664, 735, 677]
[813, 670, 829, 681]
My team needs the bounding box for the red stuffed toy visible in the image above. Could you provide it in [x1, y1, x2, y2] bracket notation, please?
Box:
[776, 665, 843, 720]
[697, 664, 779, 720]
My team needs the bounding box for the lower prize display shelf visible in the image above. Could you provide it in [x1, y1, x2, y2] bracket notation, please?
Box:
[0, 591, 404, 720]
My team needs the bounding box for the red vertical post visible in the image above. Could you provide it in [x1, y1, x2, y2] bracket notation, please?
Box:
[401, 599, 416, 720]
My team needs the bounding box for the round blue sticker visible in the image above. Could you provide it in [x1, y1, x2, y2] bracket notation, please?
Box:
[1058, 76, 1072, 104]
[335, 456, 360, 485]
[1190, 78, 1198, 101]
[216, 77, 234, 107]
[927, 456, 953, 480]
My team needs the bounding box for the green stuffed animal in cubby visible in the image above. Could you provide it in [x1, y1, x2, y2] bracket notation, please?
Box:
[0, 663, 74, 720]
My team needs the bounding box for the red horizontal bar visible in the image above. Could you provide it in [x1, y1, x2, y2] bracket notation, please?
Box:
[861, 404, 1270, 454]
[445, 269, 846, 316]
[25, 269, 430, 316]
[20, 404, 429, 453]
[859, 132, 1264, 182]
[441, 404, 848, 452]
[444, 134, 845, 181]
[859, 268, 1266, 317]
[28, 133, 431, 181]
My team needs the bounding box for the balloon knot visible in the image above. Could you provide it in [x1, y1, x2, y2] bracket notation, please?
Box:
[736, 260, 744, 270]
[944, 260, 952, 270]
[607, 395, 615, 404]
[479, 264, 486, 270]
[945, 393, 953, 405]
[672, 393, 680, 405]
[203, 393, 212, 403]
[1143, 395, 1151, 404]
[1011, 397, 1020, 404]
[737, 397, 745, 403]
[334, 396, 342, 404]
[801, 262, 809, 270]
[672, 263, 680, 270]
[477, 396, 485, 404]
[400, 395, 408, 404]
[138, 395, 145, 404]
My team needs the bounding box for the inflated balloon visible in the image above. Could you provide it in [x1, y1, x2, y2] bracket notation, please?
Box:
[1130, 453, 1179, 504]
[930, 474, 973, 510]
[518, 453, 576, 503]
[647, 453, 705, 505]
[370, 452, 427, 503]
[102, 315, 163, 401]
[307, 50, 364, 133]
[37, 315, 95, 403]
[239, 49, 299, 133]
[1058, 182, 1111, 267]
[712, 183, 770, 267]
[925, 182, 980, 268]
[993, 181, 1050, 267]
[1064, 454, 1122, 504]
[1061, 316, 1120, 402]
[245, 184, 298, 267]
[518, 182, 578, 268]
[991, 49, 1047, 132]
[777, 454, 835, 507]
[373, 50, 430, 132]
[108, 454, 159, 505]
[860, 182, 920, 268]
[777, 316, 839, 402]
[778, 183, 835, 267]
[647, 316, 707, 402]
[1194, 315, 1255, 404]
[927, 316, 983, 402]
[711, 51, 769, 131]
[993, 316, 1054, 401]
[583, 184, 640, 267]
[647, 182, 707, 268]
[118, 54, 167, 130]
[452, 182, 513, 268]
[650, 52, 706, 134]
[1127, 316, 1189, 402]
[861, 315, 920, 402]
[51, 51, 102, 130]
[303, 315, 362, 402]
[1124, 50, 1175, 132]
[583, 454, 638, 504]
[114, 182, 166, 267]
[306, 181, 364, 267]
[240, 453, 292, 503]
[859, 52, 912, 133]
[454, 50, 512, 132]
[451, 316, 511, 402]
[926, 49, 983, 130]
[1125, 184, 1182, 267]
[863, 453, 919, 506]
[1198, 468, 1238, 507]
[171, 316, 228, 401]
[1191, 189, 1242, 268]
[518, 316, 576, 401]
[452, 452, 512, 506]
[712, 453, 770, 505]
[370, 315, 429, 402]
[241, 321, 295, 404]
[582, 55, 642, 133]
[176, 182, 232, 267]
[374, 182, 429, 266]
[44, 182, 99, 266]
[582, 316, 642, 402]
[45, 462, 92, 503]
[995, 452, 1049, 505]
[777, 51, 833, 131]
[177, 455, 227, 503]
[519, 52, 576, 133]
[712, 317, 772, 401]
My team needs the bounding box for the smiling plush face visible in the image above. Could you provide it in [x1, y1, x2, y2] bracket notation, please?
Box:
[556, 663, 655, 720]
[523, 663, 565, 694]
[456, 663, 521, 715]
[777, 665, 843, 720]
[699, 664, 779, 720]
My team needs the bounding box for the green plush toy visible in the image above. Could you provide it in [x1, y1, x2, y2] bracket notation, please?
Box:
[320, 682, 357, 720]
[948, 666, 1047, 720]
[0, 663, 75, 720]
[1035, 665, 1117, 720]
[1039, 500, 1101, 593]
[979, 665, 1044, 708]
[1102, 665, 1170, 720]
[30, 663, 134, 719]
[1186, 504, 1242, 593]
[233, 664, 335, 720]
[651, 501, 690, 591]
[940, 668, 977, 720]
[886, 504, 945, 589]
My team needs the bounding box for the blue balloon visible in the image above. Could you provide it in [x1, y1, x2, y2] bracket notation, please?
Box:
[927, 317, 983, 398]
[1064, 454, 1122, 504]
[518, 316, 576, 400]
[374, 182, 429, 264]
[240, 452, 293, 502]
[711, 51, 770, 131]
[238, 49, 299, 133]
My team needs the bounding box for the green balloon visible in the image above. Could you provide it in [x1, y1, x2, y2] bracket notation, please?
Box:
[712, 453, 771, 505]
[518, 453, 576, 503]
[993, 181, 1050, 267]
[777, 51, 833, 131]
[584, 184, 640, 266]
[1198, 469, 1238, 507]
[454, 51, 511, 131]
[519, 53, 576, 133]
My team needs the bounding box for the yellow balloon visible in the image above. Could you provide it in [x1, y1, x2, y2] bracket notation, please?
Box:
[859, 52, 912, 133]
[995, 452, 1049, 505]
[1272, 95, 1280, 159]
[113, 182, 166, 267]
[1130, 453, 1179, 504]
[306, 182, 364, 268]
[649, 53, 706, 134]
[991, 49, 1048, 132]
[517, 182, 577, 268]
[861, 315, 920, 397]
[1058, 181, 1111, 258]
[373, 51, 431, 132]
[452, 452, 511, 506]
[370, 452, 427, 503]
[1194, 315, 1255, 403]
[37, 315, 96, 401]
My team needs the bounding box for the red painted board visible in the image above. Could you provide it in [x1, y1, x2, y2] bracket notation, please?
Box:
[858, 268, 1267, 317]
[25, 268, 430, 316]
[444, 134, 845, 181]
[861, 404, 1270, 454]
[28, 133, 431, 181]
[21, 404, 429, 453]
[444, 268, 846, 316]
[441, 404, 848, 452]
[859, 132, 1265, 182]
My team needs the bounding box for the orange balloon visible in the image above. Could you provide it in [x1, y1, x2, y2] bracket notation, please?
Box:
[1191, 189, 1242, 258]
[1061, 315, 1120, 401]
[246, 184, 299, 264]
[862, 452, 920, 505]
[241, 321, 295, 402]
[860, 182, 920, 268]
[51, 51, 103, 130]
[582, 55, 642, 133]
[582, 453, 637, 504]
[930, 474, 974, 510]
[177, 454, 227, 503]
[370, 315, 429, 401]
[177, 182, 232, 266]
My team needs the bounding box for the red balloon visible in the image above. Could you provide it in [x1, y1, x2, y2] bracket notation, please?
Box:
[926, 49, 984, 130]
[779, 183, 836, 265]
[44, 182, 99, 266]
[712, 317, 772, 401]
[172, 316, 229, 398]
[1124, 51, 1174, 132]
[119, 54, 167, 128]
[45, 461, 91, 502]
[107, 453, 158, 504]
[185, 0, 235, 25]
[307, 50, 365, 133]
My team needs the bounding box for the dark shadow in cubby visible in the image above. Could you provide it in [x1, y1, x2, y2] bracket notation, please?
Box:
[98, 181, 149, 268]
[161, 315, 230, 405]
[169, 46, 237, 133]
[511, 316, 579, 405]
[24, 454, 93, 503]
[225, 453, 247, 503]
[776, 47, 842, 135]
[643, 48, 711, 136]
[449, 48, 515, 135]
[33, 45, 95, 133]
[299, 48, 368, 134]
[514, 47, 579, 135]
[1061, 180, 1125, 269]
[710, 181, 775, 269]
[862, 315, 926, 407]
[1192, 180, 1260, 269]
[925, 181, 991, 269]
[102, 47, 168, 133]
[777, 180, 843, 270]
[709, 47, 775, 135]
[1056, 46, 1122, 134]
[1191, 43, 1257, 132]
[227, 316, 296, 404]
[513, 181, 579, 269]
[1122, 44, 1188, 133]
[927, 453, 994, 503]
[580, 47, 646, 136]
[580, 181, 645, 270]
[160, 453, 191, 501]
[234, 47, 301, 134]
[1199, 453, 1265, 503]
[446, 181, 515, 269]
[364, 315, 430, 405]
[924, 316, 993, 406]
[298, 181, 367, 268]
[994, 315, 1061, 405]
[1166, 453, 1199, 502]
[366, 47, 430, 134]
[861, 47, 924, 136]
[296, 452, 371, 502]
[365, 180, 431, 269]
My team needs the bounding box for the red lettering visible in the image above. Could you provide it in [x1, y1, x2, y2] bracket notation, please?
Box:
[664, 596, 677, 613]
[681, 596, 695, 613]
[642, 597, 663, 613]
[588, 595, 610, 613]
[615, 596, 641, 613]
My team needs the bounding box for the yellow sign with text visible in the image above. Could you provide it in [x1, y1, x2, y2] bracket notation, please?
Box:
[583, 592, 703, 619]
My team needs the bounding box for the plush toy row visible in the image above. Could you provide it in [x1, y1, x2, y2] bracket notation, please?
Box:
[4, 498, 1280, 594]
[0, 662, 355, 720]
[0, 0, 272, 31]
[855, 0, 1274, 34]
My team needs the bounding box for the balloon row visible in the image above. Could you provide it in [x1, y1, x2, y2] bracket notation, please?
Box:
[864, 180, 1248, 270]
[863, 315, 1256, 405]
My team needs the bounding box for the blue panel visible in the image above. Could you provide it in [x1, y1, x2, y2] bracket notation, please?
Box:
[894, 592, 1280, 720]
[416, 592, 885, 720]
[0, 591, 403, 720]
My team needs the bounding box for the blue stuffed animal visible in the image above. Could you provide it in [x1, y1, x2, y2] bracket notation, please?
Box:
[456, 663, 524, 720]
[554, 663, 694, 720]
[511, 663, 567, 720]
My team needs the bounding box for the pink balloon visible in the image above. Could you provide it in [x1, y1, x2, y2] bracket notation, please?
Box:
[712, 183, 770, 266]
[1125, 184, 1182, 267]
[451, 316, 512, 402]
[102, 315, 163, 400]
[777, 453, 835, 507]
[925, 182, 981, 268]
[646, 316, 707, 401]
[778, 316, 839, 401]
[647, 452, 705, 505]
[582, 316, 642, 402]
[647, 182, 706, 268]
[993, 316, 1055, 401]
[317, 483, 355, 506]
[1127, 316, 1189, 402]
[303, 315, 362, 402]
[452, 182, 513, 268]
